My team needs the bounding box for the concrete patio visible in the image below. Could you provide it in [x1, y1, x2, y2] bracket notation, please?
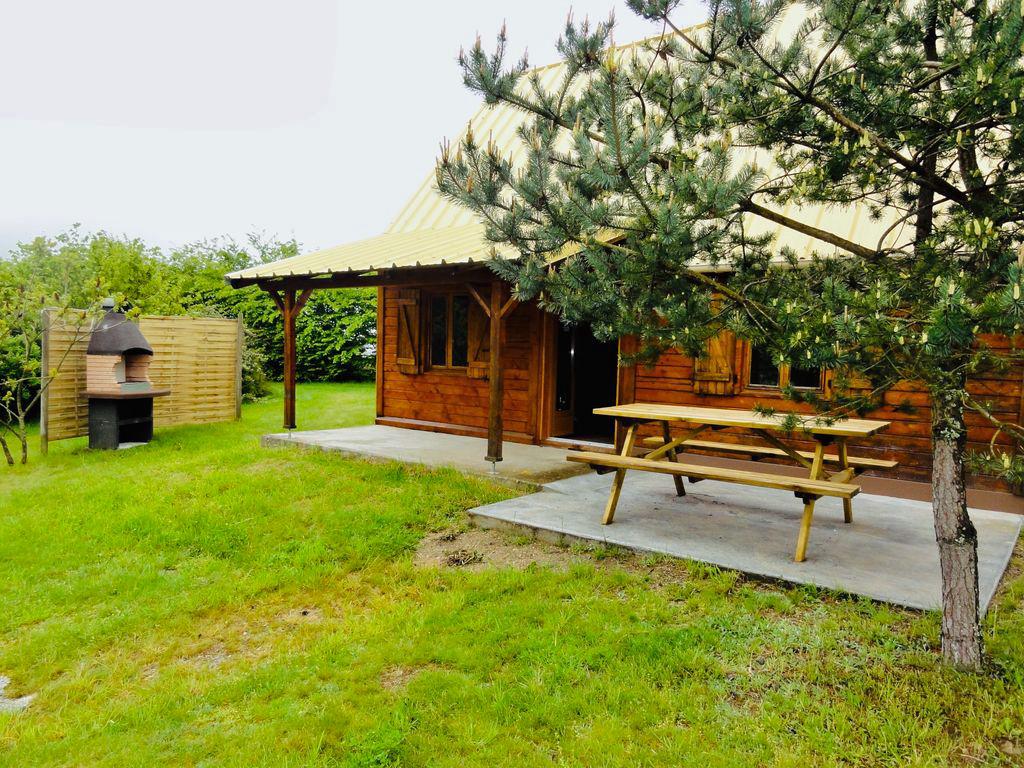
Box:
[263, 425, 1022, 611]
[262, 425, 588, 485]
[471, 471, 1021, 612]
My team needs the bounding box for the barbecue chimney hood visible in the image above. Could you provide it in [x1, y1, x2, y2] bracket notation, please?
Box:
[85, 299, 155, 395]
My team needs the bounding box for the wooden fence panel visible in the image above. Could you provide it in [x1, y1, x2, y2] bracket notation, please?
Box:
[42, 311, 242, 444]
[41, 309, 93, 443]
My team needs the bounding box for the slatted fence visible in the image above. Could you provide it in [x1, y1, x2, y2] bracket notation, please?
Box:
[41, 310, 242, 448]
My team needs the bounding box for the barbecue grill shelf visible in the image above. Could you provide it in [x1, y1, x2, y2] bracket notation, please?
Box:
[83, 389, 171, 400]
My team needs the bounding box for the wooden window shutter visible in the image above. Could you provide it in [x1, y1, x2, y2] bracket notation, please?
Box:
[693, 330, 738, 395]
[466, 297, 490, 379]
[822, 368, 836, 397]
[395, 289, 422, 374]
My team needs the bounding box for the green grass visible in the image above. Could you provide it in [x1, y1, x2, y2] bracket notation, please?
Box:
[1, 382, 1023, 767]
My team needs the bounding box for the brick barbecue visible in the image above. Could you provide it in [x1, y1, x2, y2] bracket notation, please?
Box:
[84, 299, 169, 449]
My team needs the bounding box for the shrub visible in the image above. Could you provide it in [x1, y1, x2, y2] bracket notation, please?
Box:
[240, 332, 272, 402]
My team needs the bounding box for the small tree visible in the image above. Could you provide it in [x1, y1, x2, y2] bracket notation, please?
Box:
[0, 281, 94, 466]
[438, 0, 1024, 668]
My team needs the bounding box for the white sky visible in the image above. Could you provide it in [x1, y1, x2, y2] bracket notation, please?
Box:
[0, 0, 704, 258]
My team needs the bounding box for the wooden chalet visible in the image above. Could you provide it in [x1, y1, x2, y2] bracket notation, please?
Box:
[226, 43, 1024, 492]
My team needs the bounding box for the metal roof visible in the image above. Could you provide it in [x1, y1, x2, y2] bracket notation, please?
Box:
[225, 56, 569, 285]
[226, 20, 903, 287]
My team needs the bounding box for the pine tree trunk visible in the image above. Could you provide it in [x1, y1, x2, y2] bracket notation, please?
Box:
[930, 389, 983, 669]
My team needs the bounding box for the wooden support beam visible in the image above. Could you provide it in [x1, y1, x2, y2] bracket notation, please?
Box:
[282, 290, 297, 430]
[295, 288, 314, 314]
[266, 286, 316, 430]
[485, 280, 504, 464]
[375, 286, 384, 418]
[499, 295, 519, 319]
[235, 315, 244, 420]
[466, 283, 490, 316]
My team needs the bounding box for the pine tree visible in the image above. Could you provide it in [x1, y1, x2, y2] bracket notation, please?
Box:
[437, 0, 1024, 668]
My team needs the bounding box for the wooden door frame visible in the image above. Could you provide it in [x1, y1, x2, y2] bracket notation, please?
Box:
[537, 313, 636, 444]
[538, 313, 572, 440]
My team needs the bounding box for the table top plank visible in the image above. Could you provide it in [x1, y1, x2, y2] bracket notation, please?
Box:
[594, 402, 890, 438]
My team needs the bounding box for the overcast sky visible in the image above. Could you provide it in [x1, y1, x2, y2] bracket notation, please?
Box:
[0, 0, 704, 258]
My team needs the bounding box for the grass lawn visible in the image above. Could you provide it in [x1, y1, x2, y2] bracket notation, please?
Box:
[2, 382, 1023, 767]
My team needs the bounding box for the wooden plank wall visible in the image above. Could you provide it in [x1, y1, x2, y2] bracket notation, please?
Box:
[378, 287, 539, 439]
[632, 337, 1023, 488]
[43, 311, 242, 442]
[377, 284, 1022, 488]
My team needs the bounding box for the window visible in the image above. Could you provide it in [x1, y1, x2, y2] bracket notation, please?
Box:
[747, 345, 824, 391]
[749, 346, 780, 388]
[427, 292, 470, 369]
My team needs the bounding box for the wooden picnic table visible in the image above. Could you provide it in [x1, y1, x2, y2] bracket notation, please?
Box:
[566, 403, 895, 562]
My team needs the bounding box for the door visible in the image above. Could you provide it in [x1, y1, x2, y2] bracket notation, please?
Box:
[548, 321, 618, 443]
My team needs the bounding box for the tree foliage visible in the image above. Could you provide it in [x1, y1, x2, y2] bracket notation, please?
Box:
[438, 0, 1024, 667]
[0, 228, 376, 455]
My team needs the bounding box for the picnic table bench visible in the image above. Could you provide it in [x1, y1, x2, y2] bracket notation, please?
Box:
[566, 403, 895, 562]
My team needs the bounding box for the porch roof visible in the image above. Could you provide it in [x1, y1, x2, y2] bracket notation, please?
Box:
[226, 225, 511, 287]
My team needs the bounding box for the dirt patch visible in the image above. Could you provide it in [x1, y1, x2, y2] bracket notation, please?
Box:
[190, 642, 231, 670]
[278, 606, 323, 624]
[139, 596, 336, 682]
[415, 528, 588, 572]
[443, 549, 484, 567]
[380, 665, 418, 691]
[379, 663, 445, 692]
[996, 738, 1023, 758]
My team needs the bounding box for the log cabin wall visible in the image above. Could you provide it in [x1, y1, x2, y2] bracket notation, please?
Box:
[629, 335, 1023, 490]
[377, 285, 541, 442]
[377, 281, 1021, 490]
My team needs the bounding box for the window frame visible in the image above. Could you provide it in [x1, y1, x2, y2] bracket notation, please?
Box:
[425, 289, 471, 371]
[744, 343, 827, 393]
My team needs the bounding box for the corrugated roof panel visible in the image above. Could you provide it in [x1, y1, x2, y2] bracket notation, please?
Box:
[227, 22, 899, 285]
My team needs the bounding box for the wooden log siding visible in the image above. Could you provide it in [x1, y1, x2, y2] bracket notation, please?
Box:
[629, 340, 1024, 489]
[377, 284, 1022, 488]
[42, 311, 243, 443]
[378, 286, 538, 441]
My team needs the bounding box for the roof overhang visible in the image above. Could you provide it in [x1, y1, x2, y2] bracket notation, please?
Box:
[229, 261, 497, 291]
[225, 224, 519, 289]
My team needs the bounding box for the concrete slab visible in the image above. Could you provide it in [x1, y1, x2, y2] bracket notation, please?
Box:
[262, 424, 1021, 610]
[261, 425, 587, 486]
[469, 471, 1022, 613]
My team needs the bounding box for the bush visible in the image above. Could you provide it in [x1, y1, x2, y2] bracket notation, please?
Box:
[296, 289, 377, 382]
[240, 332, 272, 402]
[0, 229, 378, 415]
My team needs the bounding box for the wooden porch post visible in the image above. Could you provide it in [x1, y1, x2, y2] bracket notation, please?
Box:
[267, 287, 313, 430]
[283, 291, 297, 429]
[486, 280, 504, 464]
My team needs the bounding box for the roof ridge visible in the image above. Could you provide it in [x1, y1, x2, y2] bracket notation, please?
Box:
[384, 24, 710, 235]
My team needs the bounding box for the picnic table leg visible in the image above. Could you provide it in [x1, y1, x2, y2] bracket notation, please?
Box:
[662, 421, 686, 497]
[836, 438, 853, 523]
[794, 440, 827, 562]
[603, 421, 638, 525]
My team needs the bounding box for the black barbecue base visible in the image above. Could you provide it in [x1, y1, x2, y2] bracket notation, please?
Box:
[88, 397, 155, 450]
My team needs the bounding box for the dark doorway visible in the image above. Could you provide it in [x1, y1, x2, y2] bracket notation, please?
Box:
[552, 323, 618, 443]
